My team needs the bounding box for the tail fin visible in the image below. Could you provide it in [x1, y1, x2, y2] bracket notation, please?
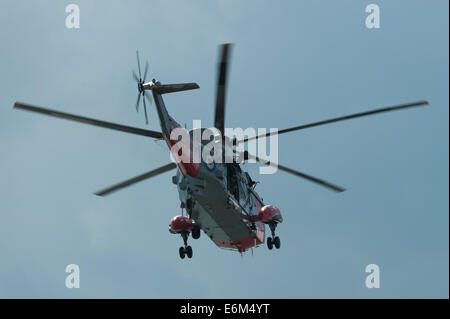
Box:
[150, 82, 199, 138]
[154, 83, 199, 94]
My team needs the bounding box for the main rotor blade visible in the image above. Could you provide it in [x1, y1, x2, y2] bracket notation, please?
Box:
[14, 102, 163, 139]
[214, 43, 232, 135]
[234, 150, 345, 193]
[237, 101, 429, 144]
[95, 162, 177, 196]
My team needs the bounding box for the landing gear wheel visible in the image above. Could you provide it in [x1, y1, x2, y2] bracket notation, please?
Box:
[267, 237, 273, 250]
[274, 236, 281, 249]
[179, 247, 185, 259]
[186, 245, 193, 258]
[192, 225, 201, 239]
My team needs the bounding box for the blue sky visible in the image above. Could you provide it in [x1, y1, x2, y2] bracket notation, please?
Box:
[0, 0, 448, 298]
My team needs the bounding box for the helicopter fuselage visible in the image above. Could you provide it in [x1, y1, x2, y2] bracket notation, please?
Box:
[173, 158, 265, 252]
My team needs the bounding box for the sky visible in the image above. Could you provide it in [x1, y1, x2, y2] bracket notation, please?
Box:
[0, 0, 448, 298]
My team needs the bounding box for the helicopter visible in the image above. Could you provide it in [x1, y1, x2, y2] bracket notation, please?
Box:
[14, 44, 428, 259]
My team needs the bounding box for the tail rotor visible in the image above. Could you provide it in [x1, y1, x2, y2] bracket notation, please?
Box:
[133, 50, 152, 124]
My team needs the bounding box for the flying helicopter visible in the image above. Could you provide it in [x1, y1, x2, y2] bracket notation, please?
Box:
[14, 44, 428, 259]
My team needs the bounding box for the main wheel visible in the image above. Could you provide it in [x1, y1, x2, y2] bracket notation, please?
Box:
[267, 237, 273, 250]
[186, 245, 193, 258]
[192, 225, 201, 239]
[179, 246, 185, 259]
[274, 236, 281, 249]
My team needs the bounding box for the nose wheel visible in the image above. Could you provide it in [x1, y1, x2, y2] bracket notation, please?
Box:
[178, 231, 193, 259]
[267, 223, 281, 250]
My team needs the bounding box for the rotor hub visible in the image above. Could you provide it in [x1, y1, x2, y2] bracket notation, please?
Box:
[138, 81, 144, 94]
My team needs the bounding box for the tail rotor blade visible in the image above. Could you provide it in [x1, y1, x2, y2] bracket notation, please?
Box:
[136, 50, 142, 79]
[144, 91, 152, 103]
[143, 60, 149, 82]
[132, 70, 139, 82]
[144, 91, 153, 106]
[142, 93, 148, 124]
[135, 93, 141, 112]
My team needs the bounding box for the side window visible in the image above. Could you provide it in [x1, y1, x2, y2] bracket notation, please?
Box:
[238, 174, 248, 203]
